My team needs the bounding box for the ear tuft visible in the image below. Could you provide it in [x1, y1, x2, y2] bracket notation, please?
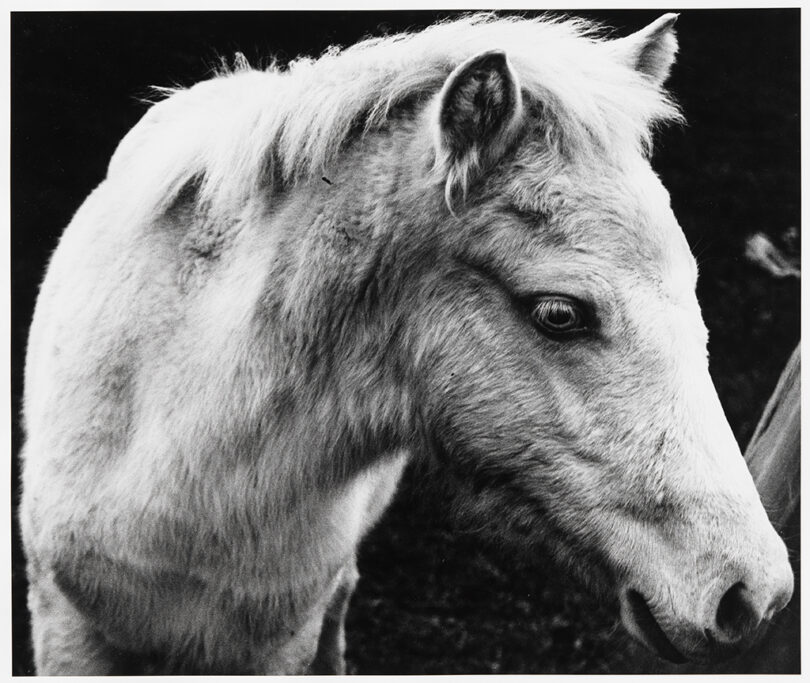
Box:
[434, 50, 522, 209]
[611, 13, 679, 85]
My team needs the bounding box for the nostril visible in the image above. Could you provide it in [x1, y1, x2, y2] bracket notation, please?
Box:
[715, 582, 760, 643]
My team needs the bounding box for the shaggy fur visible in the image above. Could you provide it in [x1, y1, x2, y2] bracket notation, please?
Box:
[21, 13, 791, 674]
[107, 13, 680, 226]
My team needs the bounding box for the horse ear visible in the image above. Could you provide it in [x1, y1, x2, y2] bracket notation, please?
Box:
[610, 13, 679, 85]
[434, 50, 522, 207]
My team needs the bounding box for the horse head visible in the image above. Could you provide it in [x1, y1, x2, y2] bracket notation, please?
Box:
[388, 14, 793, 663]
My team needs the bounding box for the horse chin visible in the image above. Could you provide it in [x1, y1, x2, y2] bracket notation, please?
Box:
[619, 589, 687, 664]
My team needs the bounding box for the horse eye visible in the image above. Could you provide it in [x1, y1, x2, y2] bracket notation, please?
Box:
[530, 297, 588, 336]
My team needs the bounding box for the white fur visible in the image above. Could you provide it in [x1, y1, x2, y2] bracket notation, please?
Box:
[106, 13, 680, 228]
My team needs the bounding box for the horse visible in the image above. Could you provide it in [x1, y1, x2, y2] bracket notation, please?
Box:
[20, 12, 793, 674]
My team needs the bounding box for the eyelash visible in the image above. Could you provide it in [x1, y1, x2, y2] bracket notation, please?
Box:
[524, 294, 595, 339]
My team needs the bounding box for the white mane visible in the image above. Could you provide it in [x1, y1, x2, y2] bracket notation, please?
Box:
[107, 13, 681, 223]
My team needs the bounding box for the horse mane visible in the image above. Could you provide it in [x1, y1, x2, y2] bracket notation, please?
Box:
[107, 13, 681, 223]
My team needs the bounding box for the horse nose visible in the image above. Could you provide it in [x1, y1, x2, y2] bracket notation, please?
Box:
[711, 574, 793, 646]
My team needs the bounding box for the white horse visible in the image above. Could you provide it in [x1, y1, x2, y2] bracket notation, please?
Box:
[20, 13, 793, 674]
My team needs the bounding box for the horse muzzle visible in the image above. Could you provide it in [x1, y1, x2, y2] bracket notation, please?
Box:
[618, 556, 794, 663]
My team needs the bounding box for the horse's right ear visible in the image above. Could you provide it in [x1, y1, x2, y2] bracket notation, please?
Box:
[433, 50, 523, 209]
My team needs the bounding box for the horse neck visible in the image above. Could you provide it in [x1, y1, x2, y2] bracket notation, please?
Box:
[250, 116, 433, 492]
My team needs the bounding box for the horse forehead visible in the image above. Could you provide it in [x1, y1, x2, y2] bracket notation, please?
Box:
[622, 168, 698, 302]
[507, 160, 697, 294]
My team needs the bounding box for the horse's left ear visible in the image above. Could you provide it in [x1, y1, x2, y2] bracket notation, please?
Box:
[610, 13, 679, 85]
[433, 50, 523, 208]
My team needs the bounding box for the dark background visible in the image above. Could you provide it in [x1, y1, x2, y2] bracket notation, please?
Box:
[11, 9, 800, 674]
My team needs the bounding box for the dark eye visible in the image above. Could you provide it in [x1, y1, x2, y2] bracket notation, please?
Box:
[530, 296, 589, 337]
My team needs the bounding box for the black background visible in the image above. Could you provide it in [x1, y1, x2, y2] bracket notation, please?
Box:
[11, 9, 800, 674]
